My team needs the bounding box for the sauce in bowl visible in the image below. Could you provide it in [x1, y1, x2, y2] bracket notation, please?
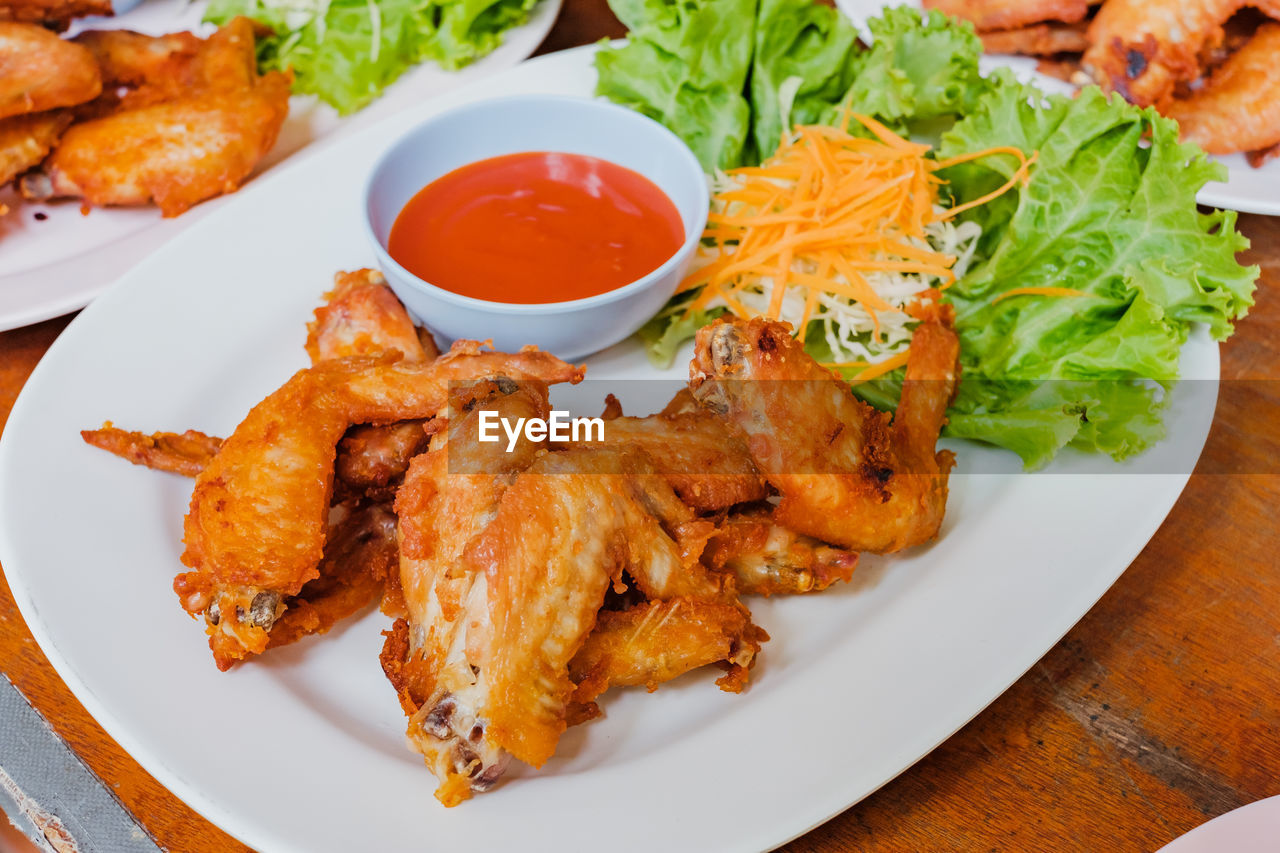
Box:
[387, 151, 685, 304]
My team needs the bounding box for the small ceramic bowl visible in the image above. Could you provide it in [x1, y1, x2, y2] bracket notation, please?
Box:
[362, 94, 708, 360]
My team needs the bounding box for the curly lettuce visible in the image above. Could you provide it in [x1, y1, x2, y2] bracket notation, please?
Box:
[594, 0, 756, 170]
[935, 75, 1256, 465]
[206, 0, 537, 114]
[597, 4, 1259, 467]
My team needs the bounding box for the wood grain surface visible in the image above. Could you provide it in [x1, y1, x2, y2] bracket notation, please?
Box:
[1, 4, 1277, 850]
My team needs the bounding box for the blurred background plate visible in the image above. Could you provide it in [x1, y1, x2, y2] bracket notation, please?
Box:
[0, 0, 564, 331]
[834, 0, 1280, 217]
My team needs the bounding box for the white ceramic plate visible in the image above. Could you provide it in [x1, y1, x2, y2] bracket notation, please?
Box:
[0, 0, 563, 332]
[834, 0, 1280, 217]
[0, 44, 1218, 853]
[1157, 796, 1280, 853]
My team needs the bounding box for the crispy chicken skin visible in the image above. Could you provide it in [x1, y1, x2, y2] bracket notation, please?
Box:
[81, 424, 222, 476]
[0, 0, 111, 29]
[922, 0, 1090, 32]
[690, 304, 959, 554]
[0, 109, 70, 186]
[20, 18, 291, 216]
[1083, 0, 1280, 107]
[266, 502, 399, 648]
[72, 29, 203, 119]
[386, 382, 554, 803]
[399, 446, 753, 805]
[594, 404, 769, 513]
[176, 345, 584, 670]
[389, 385, 760, 805]
[704, 504, 859, 596]
[306, 269, 430, 363]
[567, 597, 760, 721]
[0, 22, 101, 120]
[1164, 23, 1280, 155]
[82, 271, 430, 489]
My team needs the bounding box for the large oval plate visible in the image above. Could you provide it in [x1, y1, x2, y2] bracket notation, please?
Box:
[0, 44, 1217, 853]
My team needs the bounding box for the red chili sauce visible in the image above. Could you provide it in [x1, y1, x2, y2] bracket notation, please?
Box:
[388, 151, 685, 304]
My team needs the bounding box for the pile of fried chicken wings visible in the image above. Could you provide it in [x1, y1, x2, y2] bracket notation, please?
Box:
[83, 269, 961, 805]
[1, 15, 289, 217]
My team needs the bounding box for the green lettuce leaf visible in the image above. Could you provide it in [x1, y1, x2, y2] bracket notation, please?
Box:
[637, 297, 727, 367]
[749, 0, 860, 160]
[830, 6, 988, 136]
[594, 0, 756, 171]
[206, 0, 534, 114]
[935, 75, 1256, 465]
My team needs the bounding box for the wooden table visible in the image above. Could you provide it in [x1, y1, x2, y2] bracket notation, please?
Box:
[2, 3, 1278, 849]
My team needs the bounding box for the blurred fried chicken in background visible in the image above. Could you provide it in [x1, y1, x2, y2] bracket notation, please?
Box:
[0, 22, 100, 119]
[0, 16, 290, 220]
[0, 0, 110, 30]
[927, 0, 1280, 164]
[19, 17, 291, 216]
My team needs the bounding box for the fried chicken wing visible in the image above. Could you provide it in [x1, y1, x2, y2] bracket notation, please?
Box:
[1164, 23, 1280, 155]
[704, 504, 858, 596]
[177, 345, 584, 670]
[81, 424, 222, 476]
[567, 597, 760, 722]
[19, 18, 290, 216]
[72, 29, 202, 118]
[0, 109, 70, 185]
[922, 0, 1090, 32]
[82, 271, 431, 487]
[690, 304, 959, 554]
[306, 269, 430, 363]
[1082, 0, 1280, 107]
[594, 406, 769, 513]
[384, 382, 554, 800]
[0, 22, 101, 120]
[404, 447, 752, 805]
[0, 0, 110, 29]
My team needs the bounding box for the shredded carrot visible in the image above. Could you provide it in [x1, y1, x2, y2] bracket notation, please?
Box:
[822, 348, 913, 385]
[990, 286, 1090, 305]
[680, 114, 1034, 363]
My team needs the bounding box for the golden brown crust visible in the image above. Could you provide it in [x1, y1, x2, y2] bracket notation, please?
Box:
[592, 409, 770, 513]
[704, 504, 859, 596]
[80, 423, 222, 477]
[0, 0, 111, 29]
[568, 597, 756, 710]
[178, 346, 583, 670]
[0, 109, 70, 184]
[1163, 24, 1280, 155]
[306, 269, 428, 363]
[23, 18, 291, 217]
[0, 22, 101, 119]
[690, 305, 959, 554]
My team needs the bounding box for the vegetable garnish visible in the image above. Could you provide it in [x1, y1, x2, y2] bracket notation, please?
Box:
[679, 113, 1031, 379]
[206, 0, 539, 114]
[612, 3, 1260, 468]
